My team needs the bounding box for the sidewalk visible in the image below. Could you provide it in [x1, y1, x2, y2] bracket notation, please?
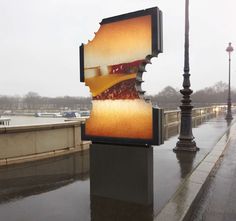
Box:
[156, 115, 236, 221]
[190, 121, 236, 221]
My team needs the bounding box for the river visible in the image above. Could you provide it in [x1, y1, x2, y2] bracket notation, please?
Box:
[2, 116, 67, 126]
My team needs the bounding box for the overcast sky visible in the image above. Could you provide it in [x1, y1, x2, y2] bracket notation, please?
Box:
[0, 0, 235, 97]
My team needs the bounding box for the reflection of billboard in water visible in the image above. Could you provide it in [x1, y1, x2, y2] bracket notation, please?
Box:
[80, 7, 163, 145]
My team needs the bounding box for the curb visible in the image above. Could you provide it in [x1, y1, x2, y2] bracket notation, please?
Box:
[155, 121, 235, 221]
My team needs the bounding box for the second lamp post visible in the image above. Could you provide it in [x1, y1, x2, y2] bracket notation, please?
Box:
[225, 42, 233, 120]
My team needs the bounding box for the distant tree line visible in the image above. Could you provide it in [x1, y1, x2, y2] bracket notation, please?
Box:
[0, 82, 235, 112]
[150, 81, 236, 109]
[0, 92, 91, 112]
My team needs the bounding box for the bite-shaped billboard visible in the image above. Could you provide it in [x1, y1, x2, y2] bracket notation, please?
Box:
[80, 7, 163, 145]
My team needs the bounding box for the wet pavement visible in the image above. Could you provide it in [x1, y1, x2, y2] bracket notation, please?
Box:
[190, 121, 236, 221]
[0, 113, 234, 221]
[155, 115, 234, 215]
[0, 151, 90, 221]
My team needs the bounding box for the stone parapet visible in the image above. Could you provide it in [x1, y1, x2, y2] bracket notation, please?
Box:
[0, 120, 90, 166]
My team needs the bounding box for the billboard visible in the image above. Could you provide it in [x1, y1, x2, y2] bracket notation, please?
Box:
[80, 7, 163, 145]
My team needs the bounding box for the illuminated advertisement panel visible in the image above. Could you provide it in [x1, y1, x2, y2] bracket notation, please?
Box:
[80, 7, 163, 145]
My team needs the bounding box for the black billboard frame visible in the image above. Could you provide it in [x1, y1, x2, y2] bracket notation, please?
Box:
[79, 7, 164, 146]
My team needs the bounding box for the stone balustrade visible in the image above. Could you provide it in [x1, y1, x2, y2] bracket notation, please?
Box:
[164, 105, 227, 127]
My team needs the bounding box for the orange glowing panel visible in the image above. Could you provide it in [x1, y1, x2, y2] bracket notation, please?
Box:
[86, 100, 152, 139]
[80, 7, 163, 145]
[84, 16, 151, 71]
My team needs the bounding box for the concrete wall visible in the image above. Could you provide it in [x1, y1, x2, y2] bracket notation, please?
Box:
[0, 121, 89, 166]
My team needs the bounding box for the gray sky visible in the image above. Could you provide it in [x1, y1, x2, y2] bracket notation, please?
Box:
[0, 0, 235, 97]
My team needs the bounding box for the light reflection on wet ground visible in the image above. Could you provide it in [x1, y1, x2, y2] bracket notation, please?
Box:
[0, 113, 233, 221]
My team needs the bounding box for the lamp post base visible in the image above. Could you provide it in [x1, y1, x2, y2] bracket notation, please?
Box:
[174, 139, 199, 152]
[225, 114, 233, 120]
[174, 103, 198, 152]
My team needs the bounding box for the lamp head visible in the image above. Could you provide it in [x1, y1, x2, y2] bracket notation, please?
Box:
[226, 42, 234, 53]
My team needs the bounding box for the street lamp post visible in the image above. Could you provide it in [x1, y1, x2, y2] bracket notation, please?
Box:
[225, 42, 233, 120]
[174, 0, 198, 152]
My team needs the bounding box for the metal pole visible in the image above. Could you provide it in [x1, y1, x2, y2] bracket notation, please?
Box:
[226, 43, 233, 120]
[174, 0, 198, 152]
